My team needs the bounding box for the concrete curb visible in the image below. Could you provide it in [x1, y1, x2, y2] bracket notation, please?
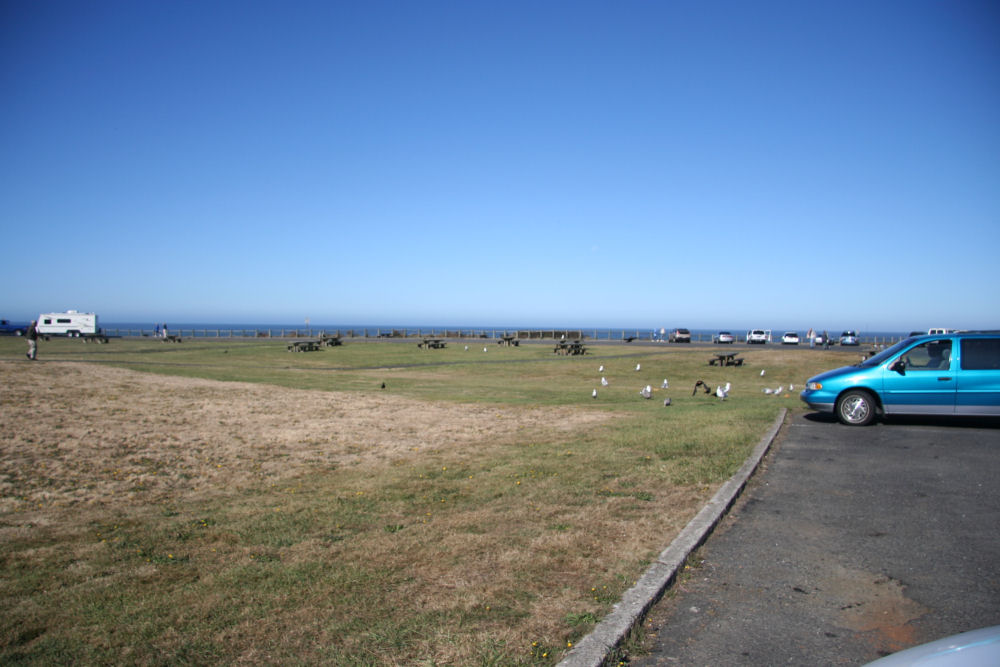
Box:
[557, 407, 788, 667]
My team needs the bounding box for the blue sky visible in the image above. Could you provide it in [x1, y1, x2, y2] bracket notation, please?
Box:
[2, 1, 998, 332]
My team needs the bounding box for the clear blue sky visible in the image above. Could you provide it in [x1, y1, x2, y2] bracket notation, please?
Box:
[2, 0, 998, 332]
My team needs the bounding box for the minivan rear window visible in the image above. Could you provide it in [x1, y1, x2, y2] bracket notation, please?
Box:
[960, 339, 1000, 370]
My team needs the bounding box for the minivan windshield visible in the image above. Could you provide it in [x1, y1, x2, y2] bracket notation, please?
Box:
[858, 337, 919, 367]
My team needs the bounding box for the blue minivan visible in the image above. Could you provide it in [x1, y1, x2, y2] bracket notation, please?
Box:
[801, 332, 1000, 425]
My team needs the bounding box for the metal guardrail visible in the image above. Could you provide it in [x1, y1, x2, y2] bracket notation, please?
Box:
[99, 328, 905, 346]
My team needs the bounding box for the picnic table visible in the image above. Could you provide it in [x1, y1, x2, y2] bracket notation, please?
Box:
[709, 351, 744, 366]
[497, 335, 520, 347]
[418, 338, 447, 349]
[554, 339, 587, 355]
[320, 334, 342, 347]
[287, 340, 321, 352]
[161, 334, 182, 343]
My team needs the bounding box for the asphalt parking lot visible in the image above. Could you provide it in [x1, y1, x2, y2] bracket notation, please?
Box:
[631, 412, 1000, 666]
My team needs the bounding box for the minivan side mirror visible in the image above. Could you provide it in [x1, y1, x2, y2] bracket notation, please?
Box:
[890, 359, 906, 375]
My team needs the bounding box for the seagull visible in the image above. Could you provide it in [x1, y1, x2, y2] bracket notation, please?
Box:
[790, 384, 795, 391]
[716, 384, 729, 400]
[464, 345, 469, 351]
[663, 397, 672, 406]
[599, 365, 605, 372]
[601, 377, 609, 386]
[661, 379, 669, 389]
[640, 385, 652, 399]
[760, 369, 766, 377]
[592, 388, 598, 399]
[635, 363, 641, 372]
[774, 386, 784, 396]
[763, 387, 773, 394]
[483, 347, 488, 352]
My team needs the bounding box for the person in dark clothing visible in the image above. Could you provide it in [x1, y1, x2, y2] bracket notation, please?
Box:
[26, 320, 38, 360]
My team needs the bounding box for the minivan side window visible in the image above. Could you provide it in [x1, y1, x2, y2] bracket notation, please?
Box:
[960, 339, 1000, 370]
[902, 340, 952, 370]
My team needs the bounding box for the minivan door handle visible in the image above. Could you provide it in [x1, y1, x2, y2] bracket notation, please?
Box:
[937, 377, 952, 381]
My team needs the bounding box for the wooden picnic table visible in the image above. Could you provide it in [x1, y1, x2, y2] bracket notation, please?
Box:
[287, 340, 321, 352]
[497, 335, 520, 347]
[709, 351, 744, 366]
[320, 334, 342, 347]
[554, 339, 587, 355]
[418, 338, 447, 349]
[161, 334, 182, 343]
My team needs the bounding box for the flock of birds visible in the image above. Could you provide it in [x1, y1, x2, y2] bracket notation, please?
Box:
[588, 363, 797, 405]
[461, 344, 799, 404]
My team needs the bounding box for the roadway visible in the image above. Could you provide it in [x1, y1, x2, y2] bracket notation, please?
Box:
[631, 412, 1000, 665]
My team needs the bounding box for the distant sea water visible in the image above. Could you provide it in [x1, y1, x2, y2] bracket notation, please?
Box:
[101, 322, 911, 343]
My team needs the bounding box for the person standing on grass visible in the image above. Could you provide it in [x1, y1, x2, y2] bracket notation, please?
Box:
[808, 327, 815, 348]
[26, 320, 38, 360]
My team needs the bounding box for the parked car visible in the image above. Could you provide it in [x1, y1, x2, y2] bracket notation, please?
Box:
[668, 328, 691, 343]
[800, 332, 1000, 426]
[746, 329, 768, 344]
[781, 332, 800, 345]
[839, 330, 859, 346]
[0, 319, 27, 336]
[713, 331, 735, 344]
[814, 332, 832, 346]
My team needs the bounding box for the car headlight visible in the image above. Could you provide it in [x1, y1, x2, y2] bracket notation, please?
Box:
[806, 382, 823, 390]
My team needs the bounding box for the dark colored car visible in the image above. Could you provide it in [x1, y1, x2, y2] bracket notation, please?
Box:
[0, 319, 27, 336]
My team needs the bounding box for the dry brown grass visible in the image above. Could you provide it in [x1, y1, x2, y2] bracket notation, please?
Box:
[1, 362, 611, 511]
[1, 359, 717, 665]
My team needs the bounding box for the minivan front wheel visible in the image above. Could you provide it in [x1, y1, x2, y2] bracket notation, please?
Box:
[836, 390, 876, 426]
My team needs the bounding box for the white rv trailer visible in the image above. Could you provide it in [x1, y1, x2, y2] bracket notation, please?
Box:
[37, 311, 99, 337]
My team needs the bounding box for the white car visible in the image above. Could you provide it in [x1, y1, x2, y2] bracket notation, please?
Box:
[713, 331, 735, 344]
[668, 328, 691, 343]
[840, 331, 859, 346]
[746, 329, 768, 344]
[782, 332, 800, 345]
[864, 624, 1000, 666]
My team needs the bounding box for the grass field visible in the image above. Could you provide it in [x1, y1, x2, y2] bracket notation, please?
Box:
[0, 336, 861, 665]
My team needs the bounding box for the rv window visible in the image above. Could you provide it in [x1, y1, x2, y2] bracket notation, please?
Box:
[43, 319, 52, 324]
[57, 318, 71, 323]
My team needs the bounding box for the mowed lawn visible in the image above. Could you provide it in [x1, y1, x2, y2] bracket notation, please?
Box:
[0, 336, 858, 665]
